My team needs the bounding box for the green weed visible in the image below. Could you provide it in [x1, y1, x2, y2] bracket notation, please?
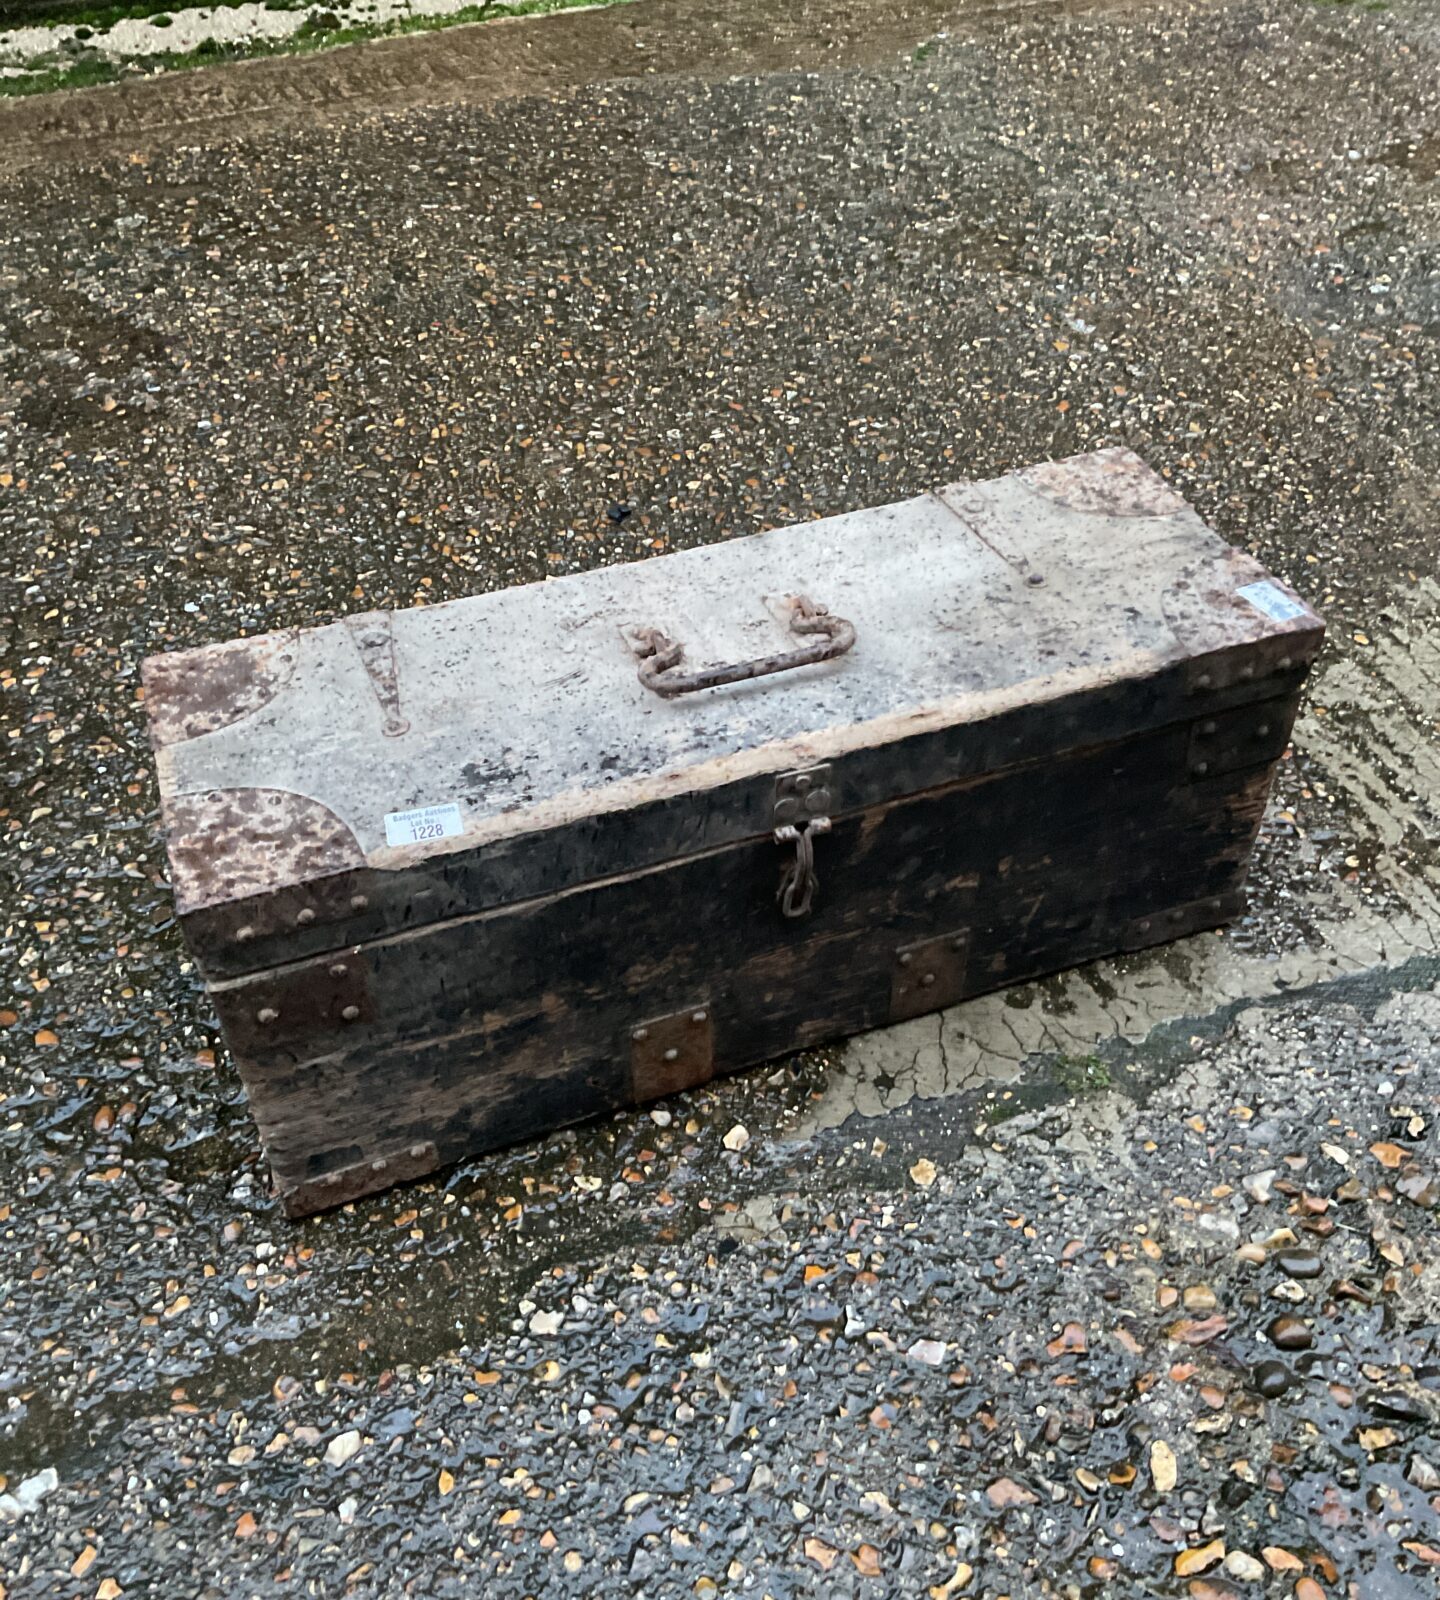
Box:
[1053, 1052, 1112, 1094]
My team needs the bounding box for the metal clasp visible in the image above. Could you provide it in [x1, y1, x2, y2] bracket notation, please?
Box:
[774, 765, 833, 919]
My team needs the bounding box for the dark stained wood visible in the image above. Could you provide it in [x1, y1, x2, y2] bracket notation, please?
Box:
[212, 700, 1298, 1214]
[181, 655, 1318, 980]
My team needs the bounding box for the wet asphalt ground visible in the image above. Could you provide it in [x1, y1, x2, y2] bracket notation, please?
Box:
[2, 0, 1440, 1594]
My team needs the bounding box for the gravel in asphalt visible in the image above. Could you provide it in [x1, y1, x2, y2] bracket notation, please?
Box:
[1, 0, 1438, 1595]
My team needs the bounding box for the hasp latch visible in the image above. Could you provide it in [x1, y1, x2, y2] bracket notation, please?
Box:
[774, 764, 833, 919]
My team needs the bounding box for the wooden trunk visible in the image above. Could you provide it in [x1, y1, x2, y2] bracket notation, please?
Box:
[143, 450, 1323, 1216]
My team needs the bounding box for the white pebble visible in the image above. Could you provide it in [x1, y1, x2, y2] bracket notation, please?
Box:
[324, 1430, 362, 1468]
[0, 1468, 58, 1522]
[1242, 1169, 1277, 1204]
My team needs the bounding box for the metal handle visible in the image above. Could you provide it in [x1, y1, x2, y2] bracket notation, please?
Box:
[633, 595, 856, 699]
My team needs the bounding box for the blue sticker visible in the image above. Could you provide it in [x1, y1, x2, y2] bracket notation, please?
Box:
[1237, 580, 1307, 624]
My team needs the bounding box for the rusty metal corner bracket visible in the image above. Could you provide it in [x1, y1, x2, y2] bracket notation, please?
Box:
[282, 1139, 440, 1218]
[1120, 890, 1245, 953]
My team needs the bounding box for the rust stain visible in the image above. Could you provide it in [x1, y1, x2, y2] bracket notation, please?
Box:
[165, 786, 366, 914]
[142, 629, 299, 749]
[1020, 448, 1189, 519]
[1163, 548, 1324, 688]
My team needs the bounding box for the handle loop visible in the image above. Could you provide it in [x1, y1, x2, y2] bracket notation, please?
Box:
[633, 595, 855, 699]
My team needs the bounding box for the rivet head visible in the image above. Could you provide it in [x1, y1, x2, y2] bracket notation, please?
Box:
[632, 1027, 649, 1043]
[410, 1143, 429, 1159]
[350, 894, 369, 911]
[794, 774, 812, 794]
[950, 937, 966, 952]
[1170, 909, 1185, 923]
[235, 924, 256, 942]
[898, 951, 914, 967]
[257, 1007, 279, 1024]
[1256, 723, 1271, 738]
[1026, 571, 1045, 587]
[663, 1047, 679, 1062]
[371, 1158, 387, 1172]
[341, 1004, 361, 1022]
[1240, 664, 1254, 680]
[330, 963, 348, 978]
[296, 907, 316, 926]
[805, 789, 831, 816]
[1137, 919, 1151, 933]
[1278, 656, 1292, 670]
[691, 1011, 707, 1025]
[1193, 761, 1209, 776]
[920, 972, 936, 987]
[1210, 900, 1223, 914]
[1195, 673, 1212, 690]
[1200, 720, 1217, 736]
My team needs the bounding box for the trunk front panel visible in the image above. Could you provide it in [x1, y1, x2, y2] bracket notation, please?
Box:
[210, 704, 1294, 1215]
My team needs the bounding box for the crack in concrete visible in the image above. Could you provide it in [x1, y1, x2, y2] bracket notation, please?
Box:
[935, 1010, 951, 1094]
